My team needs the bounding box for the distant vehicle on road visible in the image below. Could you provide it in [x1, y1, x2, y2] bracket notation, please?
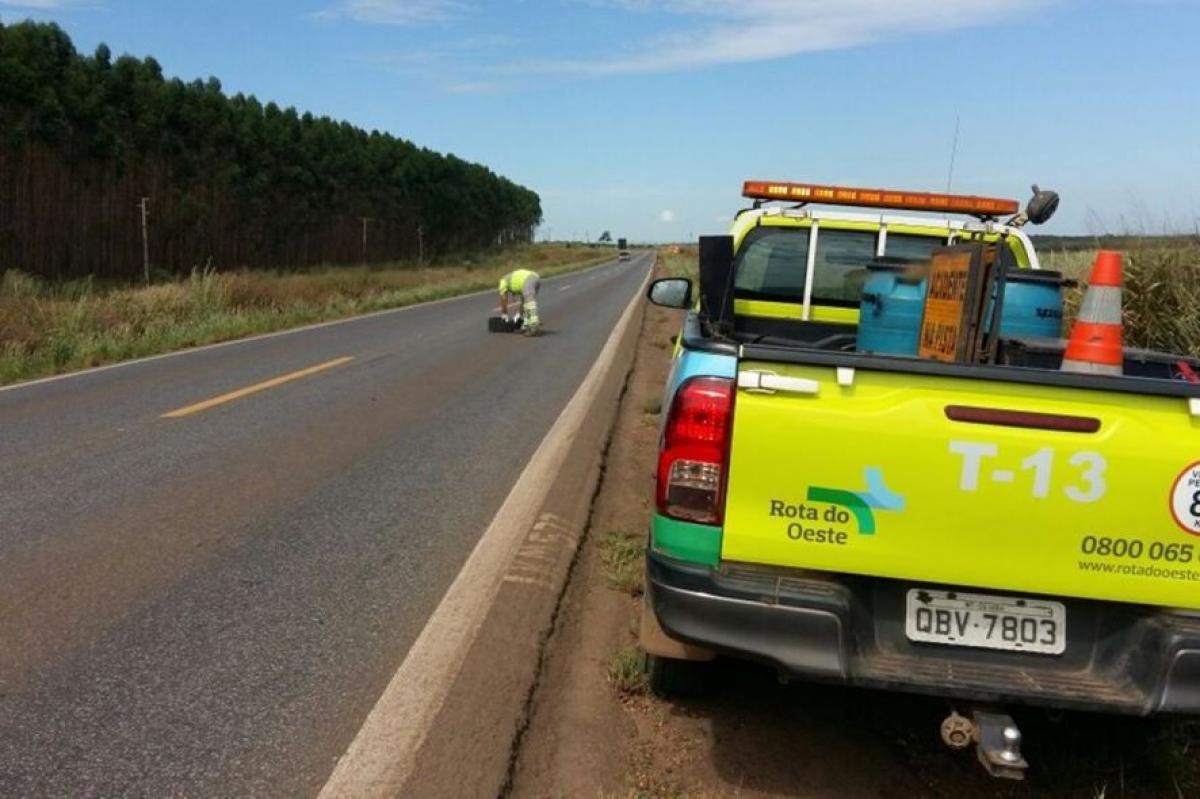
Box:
[642, 179, 1200, 779]
[618, 238, 630, 261]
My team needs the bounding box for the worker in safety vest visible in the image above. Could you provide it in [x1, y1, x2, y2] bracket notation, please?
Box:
[498, 269, 541, 335]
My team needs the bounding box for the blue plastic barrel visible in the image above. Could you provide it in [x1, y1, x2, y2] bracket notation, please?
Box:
[989, 270, 1065, 340]
[857, 266, 1067, 356]
[857, 264, 926, 356]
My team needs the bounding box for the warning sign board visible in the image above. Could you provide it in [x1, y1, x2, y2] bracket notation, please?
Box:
[919, 245, 985, 363]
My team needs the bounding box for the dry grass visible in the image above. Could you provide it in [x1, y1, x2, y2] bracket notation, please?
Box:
[0, 245, 609, 385]
[606, 645, 648, 696]
[656, 245, 699, 283]
[1114, 244, 1200, 358]
[599, 529, 645, 596]
[1044, 241, 1200, 357]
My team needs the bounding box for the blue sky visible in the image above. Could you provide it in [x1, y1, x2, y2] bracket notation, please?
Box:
[2, 0, 1198, 241]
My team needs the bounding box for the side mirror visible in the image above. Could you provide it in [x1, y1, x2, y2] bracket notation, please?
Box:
[647, 278, 693, 309]
[1025, 184, 1060, 225]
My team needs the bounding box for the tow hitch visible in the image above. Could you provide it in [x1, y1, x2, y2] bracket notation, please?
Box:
[940, 708, 1028, 780]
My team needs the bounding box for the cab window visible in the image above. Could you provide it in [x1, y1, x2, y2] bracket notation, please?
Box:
[810, 229, 876, 305]
[734, 226, 876, 307]
[884, 232, 946, 261]
[733, 228, 808, 300]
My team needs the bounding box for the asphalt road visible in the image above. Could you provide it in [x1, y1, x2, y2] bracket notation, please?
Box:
[0, 252, 653, 797]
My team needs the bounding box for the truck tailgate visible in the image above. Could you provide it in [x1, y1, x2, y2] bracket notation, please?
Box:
[723, 360, 1200, 608]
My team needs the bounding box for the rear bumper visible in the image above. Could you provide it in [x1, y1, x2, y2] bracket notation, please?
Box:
[647, 551, 1200, 715]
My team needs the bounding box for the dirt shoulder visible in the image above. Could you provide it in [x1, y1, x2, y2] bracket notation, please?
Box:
[509, 260, 1200, 799]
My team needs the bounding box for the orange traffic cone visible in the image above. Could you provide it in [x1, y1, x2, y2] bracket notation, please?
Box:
[1061, 251, 1123, 375]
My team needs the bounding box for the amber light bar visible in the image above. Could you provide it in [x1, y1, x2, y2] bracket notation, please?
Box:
[743, 180, 1020, 217]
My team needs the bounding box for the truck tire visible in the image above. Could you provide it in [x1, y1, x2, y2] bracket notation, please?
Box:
[642, 651, 713, 697]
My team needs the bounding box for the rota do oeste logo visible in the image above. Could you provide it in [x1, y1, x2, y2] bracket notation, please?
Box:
[770, 467, 905, 545]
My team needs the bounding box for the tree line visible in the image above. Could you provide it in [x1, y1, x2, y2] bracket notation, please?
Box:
[0, 20, 543, 280]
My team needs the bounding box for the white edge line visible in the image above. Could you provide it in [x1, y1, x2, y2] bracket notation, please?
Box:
[0, 257, 625, 396]
[317, 260, 652, 799]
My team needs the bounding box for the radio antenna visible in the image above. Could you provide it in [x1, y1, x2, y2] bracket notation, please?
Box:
[946, 114, 961, 193]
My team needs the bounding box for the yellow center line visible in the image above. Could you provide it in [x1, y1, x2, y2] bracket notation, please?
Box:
[161, 356, 355, 419]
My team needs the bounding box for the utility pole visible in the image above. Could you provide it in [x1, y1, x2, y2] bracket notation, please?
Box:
[417, 224, 425, 265]
[139, 197, 151, 284]
[360, 217, 372, 266]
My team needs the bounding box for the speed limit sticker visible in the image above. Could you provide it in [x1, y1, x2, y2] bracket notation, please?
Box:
[1170, 462, 1200, 535]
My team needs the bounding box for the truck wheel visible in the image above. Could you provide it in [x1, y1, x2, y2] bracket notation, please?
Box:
[642, 651, 713, 697]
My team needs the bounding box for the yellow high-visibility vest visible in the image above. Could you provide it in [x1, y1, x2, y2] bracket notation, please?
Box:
[498, 269, 536, 295]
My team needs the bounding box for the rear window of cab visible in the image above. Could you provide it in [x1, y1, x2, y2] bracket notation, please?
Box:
[734, 227, 945, 307]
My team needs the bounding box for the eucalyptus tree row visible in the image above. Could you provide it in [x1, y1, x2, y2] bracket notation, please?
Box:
[0, 20, 542, 280]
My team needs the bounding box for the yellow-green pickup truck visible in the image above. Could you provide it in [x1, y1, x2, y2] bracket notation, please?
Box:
[642, 181, 1200, 777]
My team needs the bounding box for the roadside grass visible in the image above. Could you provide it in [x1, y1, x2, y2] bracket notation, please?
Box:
[0, 244, 610, 385]
[656, 246, 699, 282]
[606, 645, 648, 696]
[599, 529, 644, 596]
[1114, 243, 1200, 358]
[1043, 241, 1200, 357]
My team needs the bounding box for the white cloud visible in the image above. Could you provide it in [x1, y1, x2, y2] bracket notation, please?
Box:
[513, 0, 1048, 75]
[318, 0, 467, 25]
[0, 0, 74, 6]
[659, 209, 676, 223]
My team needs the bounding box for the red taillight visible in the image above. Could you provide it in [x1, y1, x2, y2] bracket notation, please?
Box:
[657, 377, 735, 525]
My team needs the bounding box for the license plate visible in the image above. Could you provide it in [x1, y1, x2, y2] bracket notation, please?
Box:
[904, 589, 1066, 655]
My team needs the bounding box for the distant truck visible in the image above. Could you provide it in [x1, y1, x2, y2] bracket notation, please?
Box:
[618, 238, 630, 261]
[642, 179, 1200, 779]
